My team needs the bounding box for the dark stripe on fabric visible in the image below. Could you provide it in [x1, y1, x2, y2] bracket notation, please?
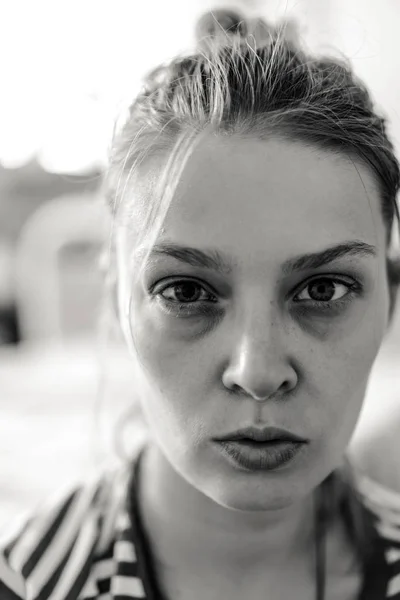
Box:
[357, 516, 391, 600]
[391, 561, 400, 576]
[127, 447, 166, 600]
[113, 594, 144, 600]
[3, 517, 36, 561]
[384, 537, 400, 550]
[116, 561, 141, 578]
[63, 542, 98, 600]
[97, 576, 111, 595]
[388, 560, 400, 580]
[96, 543, 114, 561]
[31, 528, 80, 600]
[22, 490, 78, 578]
[0, 581, 24, 600]
[118, 529, 136, 543]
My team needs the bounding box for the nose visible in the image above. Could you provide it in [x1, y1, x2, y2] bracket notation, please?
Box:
[222, 311, 298, 401]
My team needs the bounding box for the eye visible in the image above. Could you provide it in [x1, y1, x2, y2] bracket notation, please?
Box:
[153, 279, 219, 316]
[294, 276, 362, 310]
[159, 281, 216, 303]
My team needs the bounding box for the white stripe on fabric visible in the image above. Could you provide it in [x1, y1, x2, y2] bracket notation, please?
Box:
[0, 553, 26, 598]
[115, 540, 137, 563]
[8, 489, 78, 572]
[75, 536, 119, 597]
[92, 558, 116, 581]
[115, 511, 131, 532]
[387, 573, 400, 597]
[45, 510, 98, 600]
[377, 521, 400, 544]
[111, 574, 145, 598]
[77, 573, 98, 599]
[356, 474, 400, 513]
[24, 484, 99, 598]
[386, 547, 400, 564]
[95, 468, 129, 556]
[361, 498, 400, 525]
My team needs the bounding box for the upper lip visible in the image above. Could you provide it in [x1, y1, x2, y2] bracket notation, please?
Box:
[216, 426, 307, 443]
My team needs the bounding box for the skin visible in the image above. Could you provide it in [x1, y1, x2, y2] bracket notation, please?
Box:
[116, 135, 391, 597]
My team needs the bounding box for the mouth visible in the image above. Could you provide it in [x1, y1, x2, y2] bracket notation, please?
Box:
[215, 426, 308, 444]
[226, 439, 293, 448]
[213, 426, 308, 472]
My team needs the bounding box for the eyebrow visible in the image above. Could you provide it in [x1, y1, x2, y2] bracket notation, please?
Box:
[281, 240, 376, 275]
[145, 240, 376, 275]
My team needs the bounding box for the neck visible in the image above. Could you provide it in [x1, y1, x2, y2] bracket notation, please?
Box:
[137, 443, 319, 574]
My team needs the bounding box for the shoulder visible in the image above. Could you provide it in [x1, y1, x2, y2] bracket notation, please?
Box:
[0, 464, 131, 600]
[350, 424, 400, 537]
[351, 414, 400, 496]
[354, 466, 400, 592]
[351, 453, 400, 593]
[354, 464, 400, 535]
[349, 411, 400, 512]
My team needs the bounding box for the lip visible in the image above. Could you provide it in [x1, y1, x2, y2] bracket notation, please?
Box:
[215, 440, 305, 471]
[215, 426, 308, 443]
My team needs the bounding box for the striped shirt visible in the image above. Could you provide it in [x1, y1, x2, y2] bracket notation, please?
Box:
[1, 446, 400, 600]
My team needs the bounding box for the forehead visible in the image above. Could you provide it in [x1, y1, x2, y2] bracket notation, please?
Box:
[153, 135, 385, 259]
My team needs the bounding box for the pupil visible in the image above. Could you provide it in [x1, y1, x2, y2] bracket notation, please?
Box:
[176, 283, 199, 302]
[309, 279, 335, 301]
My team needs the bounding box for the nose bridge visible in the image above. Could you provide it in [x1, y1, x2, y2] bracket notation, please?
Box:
[222, 294, 297, 400]
[238, 294, 280, 348]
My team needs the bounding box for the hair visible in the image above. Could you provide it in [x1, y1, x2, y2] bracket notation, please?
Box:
[101, 8, 400, 569]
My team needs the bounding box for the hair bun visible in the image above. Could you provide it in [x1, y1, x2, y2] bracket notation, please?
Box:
[194, 8, 247, 45]
[194, 8, 297, 50]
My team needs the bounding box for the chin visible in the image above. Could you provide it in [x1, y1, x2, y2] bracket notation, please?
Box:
[208, 476, 299, 512]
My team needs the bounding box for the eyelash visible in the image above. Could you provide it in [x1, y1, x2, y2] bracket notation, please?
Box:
[151, 276, 363, 318]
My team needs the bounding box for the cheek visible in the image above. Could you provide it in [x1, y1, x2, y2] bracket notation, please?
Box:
[130, 288, 217, 384]
[129, 305, 213, 442]
[311, 314, 385, 449]
[132, 310, 199, 384]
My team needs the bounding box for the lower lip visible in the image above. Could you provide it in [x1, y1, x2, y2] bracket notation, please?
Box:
[216, 440, 306, 472]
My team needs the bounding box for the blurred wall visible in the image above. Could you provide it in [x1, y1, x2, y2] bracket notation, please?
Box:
[0, 162, 100, 244]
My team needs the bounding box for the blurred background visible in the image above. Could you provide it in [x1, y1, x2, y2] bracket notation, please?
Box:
[1, 0, 400, 524]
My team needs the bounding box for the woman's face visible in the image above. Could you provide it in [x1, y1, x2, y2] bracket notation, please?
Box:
[118, 135, 390, 511]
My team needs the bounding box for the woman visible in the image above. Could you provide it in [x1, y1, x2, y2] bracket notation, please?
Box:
[1, 9, 400, 600]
